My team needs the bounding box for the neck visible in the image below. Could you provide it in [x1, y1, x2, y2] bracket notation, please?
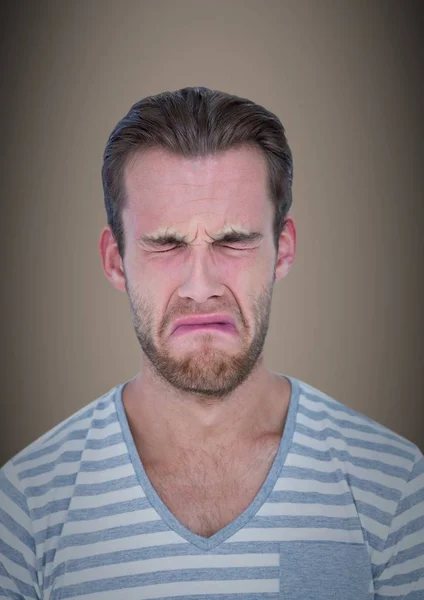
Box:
[122, 356, 291, 463]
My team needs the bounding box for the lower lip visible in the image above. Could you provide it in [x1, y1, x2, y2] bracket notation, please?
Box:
[172, 323, 237, 336]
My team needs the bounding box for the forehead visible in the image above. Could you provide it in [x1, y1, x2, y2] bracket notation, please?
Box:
[122, 145, 273, 237]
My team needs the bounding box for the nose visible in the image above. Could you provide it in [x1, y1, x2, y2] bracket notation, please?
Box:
[177, 246, 225, 304]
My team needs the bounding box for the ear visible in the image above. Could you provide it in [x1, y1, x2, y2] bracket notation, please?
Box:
[274, 216, 296, 283]
[99, 226, 126, 292]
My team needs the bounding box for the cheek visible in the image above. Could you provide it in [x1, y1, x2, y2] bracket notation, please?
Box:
[225, 253, 271, 284]
[223, 261, 252, 288]
[221, 257, 272, 320]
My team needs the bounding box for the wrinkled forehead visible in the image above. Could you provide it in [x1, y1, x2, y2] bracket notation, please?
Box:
[121, 146, 273, 236]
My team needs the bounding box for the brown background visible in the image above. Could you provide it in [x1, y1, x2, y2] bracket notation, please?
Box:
[1, 0, 423, 466]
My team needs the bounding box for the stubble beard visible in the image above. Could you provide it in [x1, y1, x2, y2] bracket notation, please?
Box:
[125, 276, 275, 400]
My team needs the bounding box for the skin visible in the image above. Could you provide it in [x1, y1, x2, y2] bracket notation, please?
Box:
[99, 144, 296, 468]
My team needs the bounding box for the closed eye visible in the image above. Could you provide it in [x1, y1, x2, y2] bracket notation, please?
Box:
[153, 243, 253, 253]
[153, 245, 183, 253]
[221, 245, 253, 250]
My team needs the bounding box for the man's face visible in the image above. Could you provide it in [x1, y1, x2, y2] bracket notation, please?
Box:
[121, 145, 279, 398]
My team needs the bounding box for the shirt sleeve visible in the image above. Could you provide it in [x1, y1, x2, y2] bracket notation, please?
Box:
[373, 450, 424, 599]
[0, 464, 41, 599]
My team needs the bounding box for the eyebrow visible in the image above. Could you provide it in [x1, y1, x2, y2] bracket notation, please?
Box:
[209, 230, 263, 244]
[138, 229, 264, 247]
[138, 232, 189, 246]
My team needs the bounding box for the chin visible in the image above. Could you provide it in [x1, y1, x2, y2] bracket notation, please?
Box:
[154, 345, 260, 398]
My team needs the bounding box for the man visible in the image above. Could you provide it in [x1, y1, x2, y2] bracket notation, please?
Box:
[1, 87, 423, 600]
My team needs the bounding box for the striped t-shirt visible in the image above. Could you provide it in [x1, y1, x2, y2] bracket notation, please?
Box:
[1, 375, 423, 600]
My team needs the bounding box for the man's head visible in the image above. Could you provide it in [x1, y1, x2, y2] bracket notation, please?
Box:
[100, 88, 296, 398]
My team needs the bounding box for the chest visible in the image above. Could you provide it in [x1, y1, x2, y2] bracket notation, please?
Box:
[143, 440, 280, 538]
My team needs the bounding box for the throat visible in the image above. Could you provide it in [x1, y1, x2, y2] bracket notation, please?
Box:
[141, 433, 282, 538]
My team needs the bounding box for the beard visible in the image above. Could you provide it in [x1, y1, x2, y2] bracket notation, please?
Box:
[124, 274, 275, 400]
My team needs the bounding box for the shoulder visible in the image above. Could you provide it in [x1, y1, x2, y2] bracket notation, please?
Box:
[291, 377, 423, 545]
[291, 376, 422, 511]
[1, 384, 121, 495]
[0, 384, 124, 595]
[294, 376, 420, 463]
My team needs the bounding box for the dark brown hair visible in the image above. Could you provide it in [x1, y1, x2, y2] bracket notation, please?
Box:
[102, 86, 293, 257]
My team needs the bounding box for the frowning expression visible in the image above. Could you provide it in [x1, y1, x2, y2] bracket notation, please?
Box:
[118, 144, 287, 396]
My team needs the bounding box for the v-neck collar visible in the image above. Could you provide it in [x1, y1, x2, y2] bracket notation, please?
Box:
[114, 373, 300, 551]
